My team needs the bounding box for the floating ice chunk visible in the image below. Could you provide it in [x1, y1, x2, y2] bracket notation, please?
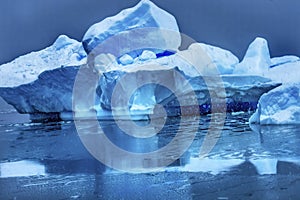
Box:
[250, 58, 300, 125]
[139, 50, 157, 61]
[119, 54, 134, 65]
[0, 0, 291, 122]
[82, 0, 181, 54]
[250, 83, 300, 124]
[0, 161, 46, 178]
[233, 37, 271, 75]
[182, 157, 244, 175]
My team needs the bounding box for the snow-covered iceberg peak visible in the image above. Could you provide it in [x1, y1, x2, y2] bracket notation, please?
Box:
[234, 37, 272, 75]
[82, 0, 181, 54]
[0, 35, 86, 87]
[198, 43, 239, 74]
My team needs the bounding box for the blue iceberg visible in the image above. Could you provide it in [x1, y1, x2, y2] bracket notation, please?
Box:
[0, 0, 296, 123]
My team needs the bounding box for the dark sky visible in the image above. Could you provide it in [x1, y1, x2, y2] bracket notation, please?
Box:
[0, 0, 300, 65]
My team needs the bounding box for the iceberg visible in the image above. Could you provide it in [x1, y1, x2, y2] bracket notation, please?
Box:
[0, 0, 283, 122]
[250, 83, 300, 124]
[0, 43, 278, 122]
[82, 0, 181, 54]
[231, 37, 300, 125]
[249, 60, 300, 124]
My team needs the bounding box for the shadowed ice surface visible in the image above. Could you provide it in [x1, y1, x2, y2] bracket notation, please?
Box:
[1, 111, 300, 199]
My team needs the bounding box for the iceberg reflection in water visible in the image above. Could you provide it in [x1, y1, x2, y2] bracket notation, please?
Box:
[1, 113, 300, 199]
[0, 113, 300, 175]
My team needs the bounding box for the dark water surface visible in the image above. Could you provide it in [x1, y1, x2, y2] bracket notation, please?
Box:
[0, 111, 300, 199]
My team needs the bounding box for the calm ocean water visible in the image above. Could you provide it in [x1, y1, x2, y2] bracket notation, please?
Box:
[0, 108, 300, 199]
